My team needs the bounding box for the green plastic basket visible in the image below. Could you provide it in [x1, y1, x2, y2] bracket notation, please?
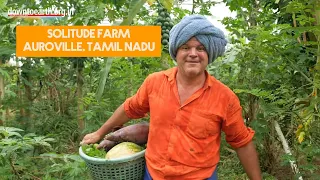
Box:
[79, 147, 146, 180]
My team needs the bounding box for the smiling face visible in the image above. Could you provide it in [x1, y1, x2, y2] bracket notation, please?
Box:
[176, 37, 209, 78]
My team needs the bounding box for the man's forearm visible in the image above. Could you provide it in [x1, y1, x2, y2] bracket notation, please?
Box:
[96, 103, 131, 137]
[235, 141, 262, 180]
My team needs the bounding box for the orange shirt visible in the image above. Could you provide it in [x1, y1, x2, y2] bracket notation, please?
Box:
[124, 67, 255, 180]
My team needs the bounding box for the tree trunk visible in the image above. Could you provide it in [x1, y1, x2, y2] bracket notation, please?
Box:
[310, 4, 320, 99]
[128, 60, 133, 97]
[77, 67, 84, 133]
[315, 4, 320, 91]
[274, 120, 303, 180]
[22, 71, 32, 128]
[0, 60, 4, 125]
[247, 94, 258, 123]
[16, 58, 24, 118]
[95, 58, 113, 101]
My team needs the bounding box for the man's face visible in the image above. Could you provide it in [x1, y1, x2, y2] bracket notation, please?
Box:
[176, 37, 209, 78]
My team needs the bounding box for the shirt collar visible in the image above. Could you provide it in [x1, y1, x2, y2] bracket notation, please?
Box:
[163, 67, 214, 88]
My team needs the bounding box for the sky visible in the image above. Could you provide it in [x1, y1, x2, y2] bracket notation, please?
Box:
[99, 0, 237, 37]
[179, 0, 237, 36]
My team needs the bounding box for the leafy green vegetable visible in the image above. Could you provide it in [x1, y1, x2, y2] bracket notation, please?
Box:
[81, 144, 106, 159]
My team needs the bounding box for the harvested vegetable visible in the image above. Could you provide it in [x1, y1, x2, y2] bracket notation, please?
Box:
[82, 144, 106, 158]
[97, 139, 117, 151]
[106, 122, 149, 145]
[105, 142, 144, 160]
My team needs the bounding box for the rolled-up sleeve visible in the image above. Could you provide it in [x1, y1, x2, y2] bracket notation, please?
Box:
[222, 95, 255, 149]
[123, 75, 152, 119]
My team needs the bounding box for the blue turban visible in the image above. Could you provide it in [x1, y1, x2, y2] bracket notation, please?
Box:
[169, 14, 228, 64]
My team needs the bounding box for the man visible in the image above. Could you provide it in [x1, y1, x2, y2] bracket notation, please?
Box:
[81, 14, 262, 180]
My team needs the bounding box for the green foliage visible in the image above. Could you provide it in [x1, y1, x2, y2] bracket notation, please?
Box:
[0, 126, 90, 179]
[81, 144, 106, 158]
[0, 127, 55, 155]
[0, 0, 177, 179]
[217, 0, 320, 178]
[218, 134, 278, 179]
[0, 0, 319, 178]
[39, 156, 88, 180]
[82, 92, 114, 133]
[95, 58, 114, 102]
[120, 0, 148, 25]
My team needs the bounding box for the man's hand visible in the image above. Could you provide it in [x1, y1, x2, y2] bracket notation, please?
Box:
[235, 141, 262, 180]
[80, 132, 103, 145]
[80, 103, 131, 146]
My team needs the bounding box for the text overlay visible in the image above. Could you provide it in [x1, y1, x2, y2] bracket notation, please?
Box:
[16, 26, 162, 57]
